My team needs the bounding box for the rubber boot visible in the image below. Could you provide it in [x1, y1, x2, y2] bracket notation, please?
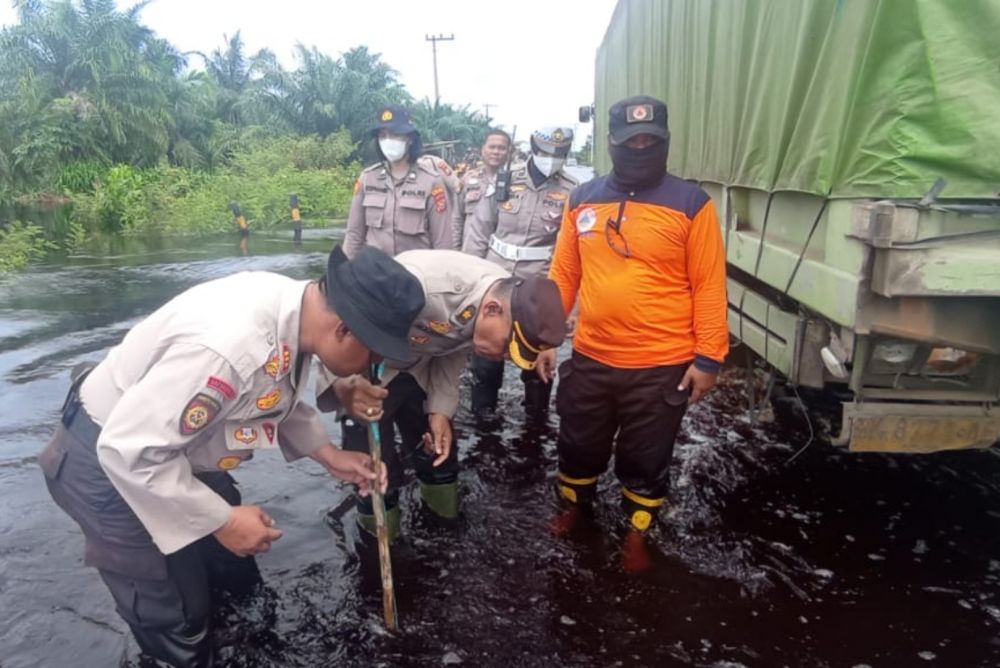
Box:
[621, 529, 653, 574]
[621, 488, 665, 533]
[356, 504, 402, 544]
[470, 355, 503, 415]
[419, 480, 459, 519]
[522, 372, 553, 417]
[550, 472, 598, 537]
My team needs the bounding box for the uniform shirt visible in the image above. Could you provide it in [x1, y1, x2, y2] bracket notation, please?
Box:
[549, 173, 729, 371]
[454, 166, 496, 248]
[318, 250, 509, 418]
[80, 273, 329, 554]
[463, 166, 578, 279]
[344, 159, 456, 258]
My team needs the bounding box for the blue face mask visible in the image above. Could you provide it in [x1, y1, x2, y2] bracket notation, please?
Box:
[609, 138, 669, 187]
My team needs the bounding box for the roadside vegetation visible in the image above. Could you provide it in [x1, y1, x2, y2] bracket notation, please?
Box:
[0, 0, 493, 269]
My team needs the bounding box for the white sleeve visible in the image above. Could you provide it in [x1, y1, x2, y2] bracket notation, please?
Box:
[95, 344, 239, 554]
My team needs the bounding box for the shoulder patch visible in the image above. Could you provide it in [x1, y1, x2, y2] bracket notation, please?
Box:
[206, 376, 236, 401]
[180, 393, 221, 435]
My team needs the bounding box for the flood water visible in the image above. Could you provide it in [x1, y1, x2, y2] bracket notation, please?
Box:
[2, 228, 1000, 667]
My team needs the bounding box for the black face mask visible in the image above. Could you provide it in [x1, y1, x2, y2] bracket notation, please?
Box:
[609, 138, 669, 188]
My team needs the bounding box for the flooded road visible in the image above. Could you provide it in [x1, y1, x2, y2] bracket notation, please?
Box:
[3, 230, 1000, 667]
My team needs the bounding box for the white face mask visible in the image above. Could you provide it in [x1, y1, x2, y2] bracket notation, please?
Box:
[532, 155, 565, 177]
[379, 137, 408, 162]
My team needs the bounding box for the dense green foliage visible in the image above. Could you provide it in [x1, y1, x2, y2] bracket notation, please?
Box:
[0, 221, 56, 271]
[0, 0, 495, 268]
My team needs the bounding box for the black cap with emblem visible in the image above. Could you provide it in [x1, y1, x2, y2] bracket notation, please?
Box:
[324, 245, 425, 363]
[371, 104, 417, 136]
[608, 95, 669, 145]
[508, 275, 567, 371]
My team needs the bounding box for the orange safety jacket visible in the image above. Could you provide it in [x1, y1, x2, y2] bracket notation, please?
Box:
[549, 173, 728, 372]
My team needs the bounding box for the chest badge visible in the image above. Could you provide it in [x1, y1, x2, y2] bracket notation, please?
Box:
[264, 350, 280, 378]
[428, 320, 452, 335]
[457, 305, 476, 324]
[234, 426, 258, 445]
[577, 207, 597, 234]
[217, 455, 242, 471]
[256, 389, 282, 411]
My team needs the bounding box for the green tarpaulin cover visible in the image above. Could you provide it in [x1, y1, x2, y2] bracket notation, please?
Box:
[594, 0, 1000, 199]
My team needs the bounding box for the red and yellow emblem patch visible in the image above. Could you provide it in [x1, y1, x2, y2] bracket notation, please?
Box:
[381, 109, 394, 122]
[410, 334, 430, 345]
[264, 351, 280, 378]
[263, 422, 276, 444]
[180, 393, 221, 435]
[353, 178, 362, 195]
[281, 344, 292, 374]
[207, 375, 236, 400]
[431, 186, 447, 213]
[256, 389, 282, 411]
[234, 426, 257, 445]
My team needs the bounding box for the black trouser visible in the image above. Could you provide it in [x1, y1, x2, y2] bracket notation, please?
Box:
[554, 351, 689, 523]
[341, 372, 458, 515]
[41, 387, 260, 668]
[470, 354, 553, 414]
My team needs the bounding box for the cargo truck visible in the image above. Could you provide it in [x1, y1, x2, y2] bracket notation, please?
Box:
[587, 0, 1000, 453]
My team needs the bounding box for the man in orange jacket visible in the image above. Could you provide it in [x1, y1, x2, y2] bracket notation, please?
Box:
[536, 95, 728, 565]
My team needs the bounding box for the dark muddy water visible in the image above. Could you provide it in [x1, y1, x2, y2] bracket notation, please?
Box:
[2, 230, 1000, 667]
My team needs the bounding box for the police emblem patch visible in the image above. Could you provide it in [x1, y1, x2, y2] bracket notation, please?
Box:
[256, 390, 282, 411]
[577, 207, 598, 233]
[234, 426, 257, 445]
[626, 104, 653, 123]
[180, 393, 221, 435]
[553, 129, 565, 141]
[381, 109, 393, 122]
[457, 305, 476, 324]
[217, 455, 242, 471]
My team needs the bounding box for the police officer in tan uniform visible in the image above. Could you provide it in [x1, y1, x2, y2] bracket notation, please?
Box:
[454, 129, 512, 247]
[462, 127, 578, 415]
[318, 249, 566, 539]
[40, 246, 424, 667]
[344, 104, 456, 258]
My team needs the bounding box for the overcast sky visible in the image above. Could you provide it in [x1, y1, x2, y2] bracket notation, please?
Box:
[0, 0, 620, 148]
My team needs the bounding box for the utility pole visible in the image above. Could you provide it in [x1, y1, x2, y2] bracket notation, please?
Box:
[425, 33, 454, 106]
[483, 103, 497, 125]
